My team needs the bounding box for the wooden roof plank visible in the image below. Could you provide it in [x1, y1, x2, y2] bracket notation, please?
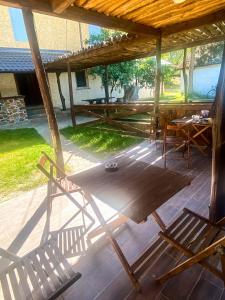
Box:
[52, 0, 76, 14]
[0, 0, 160, 37]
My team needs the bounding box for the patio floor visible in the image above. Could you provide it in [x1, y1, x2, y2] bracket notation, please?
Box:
[0, 141, 221, 300]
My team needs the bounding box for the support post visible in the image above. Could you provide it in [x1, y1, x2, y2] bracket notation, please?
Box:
[188, 47, 195, 95]
[209, 42, 225, 223]
[154, 35, 162, 131]
[183, 48, 188, 103]
[67, 62, 76, 126]
[22, 8, 64, 174]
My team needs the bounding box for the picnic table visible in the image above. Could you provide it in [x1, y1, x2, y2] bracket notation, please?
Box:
[82, 97, 115, 104]
[70, 156, 192, 290]
[172, 117, 212, 155]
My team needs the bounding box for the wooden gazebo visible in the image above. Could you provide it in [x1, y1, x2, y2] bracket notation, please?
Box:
[1, 0, 225, 223]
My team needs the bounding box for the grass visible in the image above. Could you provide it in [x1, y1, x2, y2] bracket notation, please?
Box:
[60, 123, 143, 158]
[0, 128, 52, 200]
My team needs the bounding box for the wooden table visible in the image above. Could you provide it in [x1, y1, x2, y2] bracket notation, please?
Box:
[82, 97, 115, 104]
[172, 117, 212, 155]
[70, 157, 192, 290]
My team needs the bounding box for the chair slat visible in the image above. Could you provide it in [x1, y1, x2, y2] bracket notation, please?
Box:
[16, 262, 33, 300]
[28, 254, 54, 297]
[8, 268, 23, 300]
[37, 247, 61, 290]
[0, 273, 12, 300]
[23, 258, 44, 300]
[44, 245, 68, 282]
[49, 242, 74, 278]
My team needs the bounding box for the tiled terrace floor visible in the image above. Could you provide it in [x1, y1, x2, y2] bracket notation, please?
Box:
[0, 141, 221, 300]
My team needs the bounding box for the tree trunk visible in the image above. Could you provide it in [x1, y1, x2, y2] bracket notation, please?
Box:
[67, 62, 76, 126]
[183, 48, 188, 103]
[209, 42, 225, 223]
[123, 85, 139, 102]
[22, 9, 64, 175]
[188, 47, 196, 95]
[56, 72, 66, 111]
[103, 65, 109, 104]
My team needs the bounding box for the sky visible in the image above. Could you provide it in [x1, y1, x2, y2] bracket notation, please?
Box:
[9, 8, 28, 41]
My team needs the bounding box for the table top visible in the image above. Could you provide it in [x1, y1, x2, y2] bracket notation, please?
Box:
[70, 157, 192, 223]
[172, 117, 212, 126]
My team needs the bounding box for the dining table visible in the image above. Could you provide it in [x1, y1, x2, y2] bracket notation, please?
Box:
[70, 156, 192, 290]
[171, 117, 212, 156]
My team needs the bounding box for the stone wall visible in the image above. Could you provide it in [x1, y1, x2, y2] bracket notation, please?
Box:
[0, 96, 28, 126]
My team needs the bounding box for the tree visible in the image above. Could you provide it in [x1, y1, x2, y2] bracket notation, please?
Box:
[86, 28, 177, 101]
[86, 29, 156, 101]
[195, 42, 223, 66]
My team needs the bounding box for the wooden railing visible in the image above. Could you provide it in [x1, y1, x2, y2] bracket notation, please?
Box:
[72, 102, 213, 137]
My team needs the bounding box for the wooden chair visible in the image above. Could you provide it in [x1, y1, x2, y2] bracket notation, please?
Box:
[37, 151, 95, 224]
[156, 208, 225, 285]
[0, 239, 81, 300]
[163, 124, 191, 168]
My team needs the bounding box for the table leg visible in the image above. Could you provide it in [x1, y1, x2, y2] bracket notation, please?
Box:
[84, 191, 141, 291]
[192, 125, 211, 145]
[152, 211, 166, 231]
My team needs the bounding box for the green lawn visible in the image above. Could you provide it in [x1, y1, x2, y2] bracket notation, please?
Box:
[0, 128, 52, 200]
[60, 123, 143, 157]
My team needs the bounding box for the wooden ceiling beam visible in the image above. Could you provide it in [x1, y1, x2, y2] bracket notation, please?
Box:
[52, 0, 75, 14]
[163, 9, 225, 36]
[0, 0, 160, 37]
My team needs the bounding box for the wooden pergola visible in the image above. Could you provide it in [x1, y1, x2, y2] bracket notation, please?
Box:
[1, 0, 225, 222]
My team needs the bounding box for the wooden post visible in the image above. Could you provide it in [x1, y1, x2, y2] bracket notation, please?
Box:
[22, 9, 64, 174]
[188, 47, 195, 95]
[154, 35, 162, 130]
[209, 42, 225, 223]
[183, 48, 188, 103]
[67, 62, 76, 126]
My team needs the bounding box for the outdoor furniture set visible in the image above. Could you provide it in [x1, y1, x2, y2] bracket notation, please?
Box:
[162, 111, 212, 168]
[0, 128, 218, 299]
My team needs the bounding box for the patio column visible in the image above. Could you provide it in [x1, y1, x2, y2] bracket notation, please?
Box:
[67, 62, 76, 126]
[183, 48, 188, 103]
[209, 42, 225, 223]
[22, 9, 64, 174]
[154, 35, 162, 130]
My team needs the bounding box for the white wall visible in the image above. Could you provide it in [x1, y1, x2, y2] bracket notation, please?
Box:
[48, 72, 124, 109]
[180, 64, 221, 96]
[48, 72, 153, 109]
[193, 64, 220, 96]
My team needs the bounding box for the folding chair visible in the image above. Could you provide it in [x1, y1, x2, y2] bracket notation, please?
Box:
[0, 239, 81, 300]
[163, 124, 191, 168]
[156, 208, 225, 284]
[37, 151, 95, 225]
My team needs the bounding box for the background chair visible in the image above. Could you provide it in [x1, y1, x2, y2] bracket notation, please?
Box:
[163, 124, 191, 168]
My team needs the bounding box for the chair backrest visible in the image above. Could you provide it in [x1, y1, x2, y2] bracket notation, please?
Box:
[164, 123, 181, 136]
[37, 151, 66, 180]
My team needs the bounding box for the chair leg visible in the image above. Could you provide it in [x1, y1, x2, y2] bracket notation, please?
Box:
[163, 143, 167, 169]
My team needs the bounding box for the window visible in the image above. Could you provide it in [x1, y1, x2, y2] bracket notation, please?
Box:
[9, 8, 28, 42]
[75, 70, 88, 88]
